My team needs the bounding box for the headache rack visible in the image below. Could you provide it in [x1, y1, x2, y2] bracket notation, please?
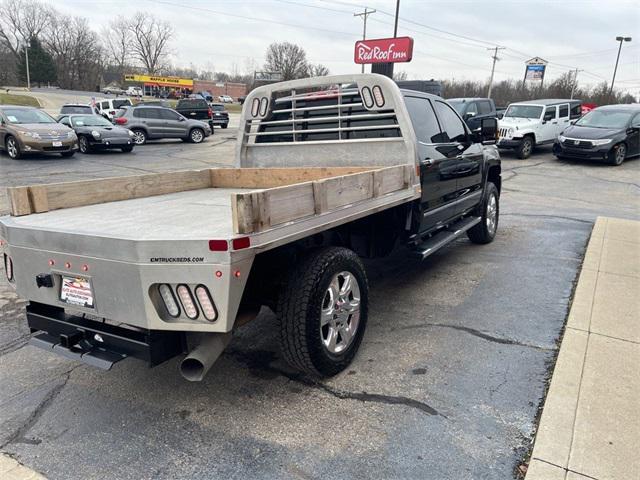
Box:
[236, 74, 418, 169]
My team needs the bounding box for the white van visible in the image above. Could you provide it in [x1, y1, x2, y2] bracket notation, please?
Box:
[96, 98, 134, 120]
[498, 99, 582, 158]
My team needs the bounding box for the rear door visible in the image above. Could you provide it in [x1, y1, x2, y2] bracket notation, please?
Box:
[433, 100, 484, 215]
[160, 108, 188, 137]
[628, 112, 640, 155]
[557, 103, 570, 134]
[404, 95, 460, 231]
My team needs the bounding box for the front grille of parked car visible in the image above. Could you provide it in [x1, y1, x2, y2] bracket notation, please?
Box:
[247, 85, 401, 144]
[498, 128, 511, 138]
[562, 138, 592, 149]
[39, 133, 67, 140]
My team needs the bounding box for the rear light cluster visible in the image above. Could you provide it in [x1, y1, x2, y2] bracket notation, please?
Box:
[157, 284, 217, 321]
[3, 253, 14, 282]
[114, 117, 128, 125]
[250, 97, 269, 117]
[207, 108, 213, 118]
[360, 85, 385, 109]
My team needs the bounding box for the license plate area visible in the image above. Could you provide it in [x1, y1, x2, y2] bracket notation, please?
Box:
[60, 275, 94, 308]
[52, 141, 62, 147]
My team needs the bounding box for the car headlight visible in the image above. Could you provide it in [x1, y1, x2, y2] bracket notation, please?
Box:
[20, 131, 40, 139]
[66, 131, 75, 138]
[591, 139, 613, 146]
[558, 135, 566, 142]
[91, 130, 101, 139]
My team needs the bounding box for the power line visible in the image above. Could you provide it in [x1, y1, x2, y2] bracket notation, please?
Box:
[353, 7, 376, 73]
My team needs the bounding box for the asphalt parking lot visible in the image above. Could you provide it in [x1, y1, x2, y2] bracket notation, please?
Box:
[0, 141, 638, 479]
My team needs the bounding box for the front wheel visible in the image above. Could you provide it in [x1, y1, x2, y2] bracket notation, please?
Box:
[131, 129, 147, 145]
[277, 247, 368, 377]
[516, 136, 533, 159]
[189, 127, 205, 143]
[609, 143, 626, 166]
[5, 136, 22, 159]
[467, 182, 499, 244]
[78, 135, 91, 153]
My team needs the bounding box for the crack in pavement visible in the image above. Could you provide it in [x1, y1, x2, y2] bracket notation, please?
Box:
[0, 366, 78, 449]
[227, 349, 445, 417]
[0, 333, 31, 357]
[500, 213, 593, 224]
[395, 322, 555, 351]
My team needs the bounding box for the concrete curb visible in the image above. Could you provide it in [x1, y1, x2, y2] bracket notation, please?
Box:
[526, 217, 640, 480]
[0, 453, 46, 480]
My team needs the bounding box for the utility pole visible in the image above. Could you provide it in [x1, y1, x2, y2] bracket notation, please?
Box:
[570, 69, 583, 99]
[393, 0, 400, 37]
[354, 7, 376, 74]
[609, 36, 632, 98]
[486, 46, 505, 98]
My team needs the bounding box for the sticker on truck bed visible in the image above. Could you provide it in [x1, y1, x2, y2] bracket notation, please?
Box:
[60, 276, 94, 308]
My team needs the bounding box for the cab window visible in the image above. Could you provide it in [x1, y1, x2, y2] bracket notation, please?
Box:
[404, 96, 441, 143]
[434, 101, 467, 143]
[558, 104, 569, 118]
[543, 106, 557, 121]
[478, 101, 492, 115]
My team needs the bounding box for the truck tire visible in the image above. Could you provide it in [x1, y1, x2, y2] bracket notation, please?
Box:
[277, 247, 368, 377]
[467, 182, 499, 244]
[516, 136, 533, 159]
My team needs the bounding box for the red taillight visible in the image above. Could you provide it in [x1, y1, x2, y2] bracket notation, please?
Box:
[215, 270, 223, 278]
[208, 240, 228, 251]
[65, 262, 71, 269]
[115, 117, 127, 125]
[109, 110, 116, 115]
[48, 259, 55, 266]
[207, 108, 213, 118]
[232, 237, 251, 250]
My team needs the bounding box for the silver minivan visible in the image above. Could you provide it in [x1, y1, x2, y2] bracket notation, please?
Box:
[113, 106, 213, 145]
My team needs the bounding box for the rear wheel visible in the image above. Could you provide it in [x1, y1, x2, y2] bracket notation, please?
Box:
[467, 182, 499, 244]
[609, 143, 626, 166]
[5, 135, 21, 159]
[189, 127, 205, 143]
[516, 136, 533, 159]
[131, 129, 146, 145]
[78, 135, 91, 153]
[277, 247, 368, 377]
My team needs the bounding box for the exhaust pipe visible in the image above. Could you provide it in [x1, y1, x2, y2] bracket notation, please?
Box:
[180, 333, 232, 382]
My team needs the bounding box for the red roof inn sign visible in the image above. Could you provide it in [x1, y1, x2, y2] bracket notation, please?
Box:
[354, 37, 414, 64]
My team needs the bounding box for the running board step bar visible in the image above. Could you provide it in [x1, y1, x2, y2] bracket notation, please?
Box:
[410, 216, 481, 260]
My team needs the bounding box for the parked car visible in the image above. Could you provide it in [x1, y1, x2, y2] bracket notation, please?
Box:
[126, 86, 143, 97]
[496, 106, 507, 119]
[58, 114, 135, 154]
[218, 95, 234, 103]
[0, 105, 77, 159]
[447, 98, 498, 131]
[58, 104, 100, 120]
[175, 98, 214, 130]
[96, 98, 133, 121]
[497, 99, 582, 158]
[102, 85, 125, 95]
[197, 91, 214, 102]
[112, 105, 212, 145]
[553, 104, 640, 166]
[209, 103, 229, 128]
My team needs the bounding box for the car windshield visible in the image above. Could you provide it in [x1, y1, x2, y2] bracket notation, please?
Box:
[574, 110, 633, 129]
[504, 105, 543, 119]
[447, 101, 466, 115]
[3, 108, 55, 124]
[112, 99, 132, 109]
[71, 115, 112, 127]
[61, 106, 92, 114]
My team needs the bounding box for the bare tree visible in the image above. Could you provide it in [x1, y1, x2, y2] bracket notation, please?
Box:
[308, 63, 330, 77]
[127, 12, 173, 74]
[0, 0, 54, 58]
[101, 16, 131, 77]
[393, 70, 408, 81]
[264, 42, 308, 81]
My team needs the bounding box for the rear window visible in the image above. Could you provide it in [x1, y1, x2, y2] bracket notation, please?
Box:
[61, 105, 92, 114]
[112, 99, 132, 109]
[211, 104, 226, 111]
[177, 99, 207, 109]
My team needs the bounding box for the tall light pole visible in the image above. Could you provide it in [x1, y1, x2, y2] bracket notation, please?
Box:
[609, 36, 632, 98]
[570, 69, 583, 99]
[486, 46, 505, 98]
[354, 7, 376, 74]
[24, 40, 31, 90]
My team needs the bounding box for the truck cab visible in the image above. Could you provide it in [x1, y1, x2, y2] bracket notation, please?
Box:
[498, 99, 582, 158]
[447, 98, 497, 132]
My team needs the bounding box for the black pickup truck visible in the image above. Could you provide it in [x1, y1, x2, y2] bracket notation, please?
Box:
[447, 98, 498, 131]
[175, 98, 214, 130]
[210, 103, 229, 129]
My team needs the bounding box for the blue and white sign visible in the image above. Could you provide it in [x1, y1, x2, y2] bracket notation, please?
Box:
[524, 57, 548, 83]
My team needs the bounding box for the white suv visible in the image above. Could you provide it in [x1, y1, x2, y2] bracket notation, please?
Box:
[218, 95, 233, 103]
[96, 98, 134, 120]
[498, 99, 582, 158]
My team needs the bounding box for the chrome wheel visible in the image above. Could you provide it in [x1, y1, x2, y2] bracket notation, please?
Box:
[79, 136, 89, 153]
[521, 139, 532, 157]
[614, 144, 626, 165]
[486, 192, 498, 235]
[132, 130, 146, 145]
[321, 271, 361, 354]
[6, 137, 18, 158]
[190, 128, 204, 143]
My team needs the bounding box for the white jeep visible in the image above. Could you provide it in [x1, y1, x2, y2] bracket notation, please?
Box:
[497, 99, 582, 158]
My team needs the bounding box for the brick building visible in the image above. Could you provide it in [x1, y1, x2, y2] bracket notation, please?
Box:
[193, 80, 248, 100]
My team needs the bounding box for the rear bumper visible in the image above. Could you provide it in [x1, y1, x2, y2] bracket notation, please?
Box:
[27, 302, 186, 369]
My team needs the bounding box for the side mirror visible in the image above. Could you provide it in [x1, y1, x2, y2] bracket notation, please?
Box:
[464, 112, 476, 120]
[480, 117, 498, 144]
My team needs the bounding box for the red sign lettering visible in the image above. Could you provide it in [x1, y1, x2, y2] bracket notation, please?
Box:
[354, 37, 414, 65]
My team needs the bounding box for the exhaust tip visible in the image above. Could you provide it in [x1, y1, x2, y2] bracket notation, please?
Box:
[180, 358, 206, 382]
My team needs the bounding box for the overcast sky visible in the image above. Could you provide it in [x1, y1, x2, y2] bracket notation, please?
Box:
[47, 0, 639, 94]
